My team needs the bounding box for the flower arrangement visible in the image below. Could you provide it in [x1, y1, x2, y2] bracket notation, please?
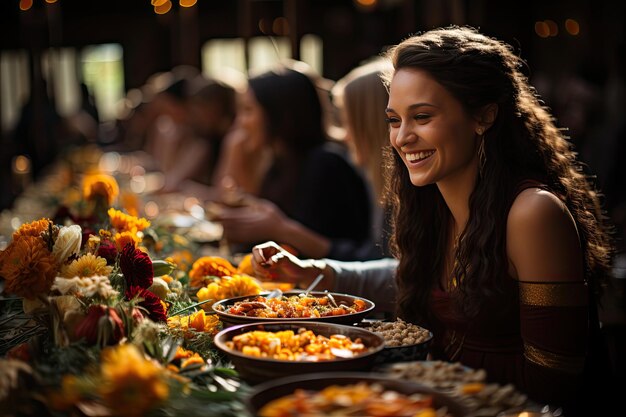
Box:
[0, 172, 262, 417]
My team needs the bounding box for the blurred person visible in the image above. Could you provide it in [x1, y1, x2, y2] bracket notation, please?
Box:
[331, 58, 394, 259]
[213, 64, 372, 260]
[160, 75, 238, 193]
[250, 26, 616, 415]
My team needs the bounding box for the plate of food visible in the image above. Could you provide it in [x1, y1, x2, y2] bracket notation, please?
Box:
[360, 318, 433, 364]
[212, 290, 375, 328]
[246, 371, 470, 416]
[379, 360, 530, 416]
[213, 321, 385, 384]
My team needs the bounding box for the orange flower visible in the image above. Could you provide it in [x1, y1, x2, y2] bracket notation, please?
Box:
[108, 208, 150, 232]
[82, 173, 119, 206]
[237, 253, 255, 276]
[99, 344, 169, 417]
[188, 256, 237, 287]
[12, 218, 52, 241]
[196, 274, 262, 310]
[1, 236, 58, 299]
[181, 354, 205, 369]
[114, 230, 141, 250]
[167, 309, 221, 335]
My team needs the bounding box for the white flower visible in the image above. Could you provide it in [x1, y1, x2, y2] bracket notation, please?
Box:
[52, 225, 82, 264]
[52, 275, 118, 299]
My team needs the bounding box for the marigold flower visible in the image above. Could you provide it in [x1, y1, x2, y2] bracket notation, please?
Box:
[196, 274, 262, 310]
[52, 225, 82, 264]
[99, 344, 169, 417]
[181, 354, 205, 369]
[82, 173, 119, 206]
[188, 256, 237, 287]
[1, 236, 58, 299]
[108, 208, 151, 232]
[12, 218, 52, 241]
[114, 230, 141, 251]
[120, 243, 153, 289]
[61, 253, 112, 278]
[168, 250, 193, 272]
[167, 309, 221, 335]
[237, 253, 255, 276]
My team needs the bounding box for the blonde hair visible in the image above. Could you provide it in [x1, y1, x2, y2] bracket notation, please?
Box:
[332, 59, 392, 202]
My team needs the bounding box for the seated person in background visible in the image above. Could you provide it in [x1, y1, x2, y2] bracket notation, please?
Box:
[212, 63, 372, 260]
[330, 58, 395, 259]
[160, 75, 238, 193]
[248, 26, 616, 416]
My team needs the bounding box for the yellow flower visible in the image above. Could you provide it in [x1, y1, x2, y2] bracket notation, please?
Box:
[61, 253, 112, 278]
[120, 190, 141, 217]
[196, 274, 262, 310]
[167, 250, 193, 272]
[181, 354, 205, 369]
[82, 173, 119, 206]
[0, 235, 58, 299]
[220, 274, 263, 299]
[12, 218, 52, 241]
[108, 208, 150, 232]
[237, 253, 255, 276]
[188, 256, 237, 287]
[167, 309, 220, 335]
[99, 344, 169, 417]
[114, 230, 141, 251]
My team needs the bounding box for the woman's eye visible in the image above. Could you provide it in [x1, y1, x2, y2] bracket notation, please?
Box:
[414, 113, 430, 121]
[385, 117, 400, 127]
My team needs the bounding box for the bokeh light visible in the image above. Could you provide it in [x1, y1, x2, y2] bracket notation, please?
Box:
[565, 19, 580, 35]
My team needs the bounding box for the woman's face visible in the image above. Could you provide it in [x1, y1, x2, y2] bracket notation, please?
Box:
[236, 88, 268, 149]
[385, 68, 480, 188]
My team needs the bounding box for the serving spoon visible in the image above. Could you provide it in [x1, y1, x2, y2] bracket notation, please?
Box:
[300, 273, 325, 298]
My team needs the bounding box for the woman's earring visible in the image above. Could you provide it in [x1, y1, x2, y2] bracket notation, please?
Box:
[478, 134, 486, 178]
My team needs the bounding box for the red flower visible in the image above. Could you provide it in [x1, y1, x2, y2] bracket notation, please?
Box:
[119, 243, 153, 289]
[75, 305, 125, 346]
[126, 286, 167, 322]
[97, 240, 118, 265]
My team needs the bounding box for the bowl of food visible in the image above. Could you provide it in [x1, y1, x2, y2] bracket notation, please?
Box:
[247, 371, 469, 416]
[213, 321, 385, 384]
[360, 318, 433, 364]
[212, 291, 375, 328]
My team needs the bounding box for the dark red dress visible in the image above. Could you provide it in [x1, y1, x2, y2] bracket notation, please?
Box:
[428, 181, 607, 413]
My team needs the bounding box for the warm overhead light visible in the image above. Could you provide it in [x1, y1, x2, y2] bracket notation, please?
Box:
[273, 17, 289, 35]
[45, 0, 58, 4]
[152, 0, 168, 7]
[180, 0, 197, 7]
[154, 0, 172, 14]
[565, 19, 580, 36]
[534, 21, 550, 38]
[545, 20, 558, 36]
[258, 18, 271, 34]
[19, 0, 33, 11]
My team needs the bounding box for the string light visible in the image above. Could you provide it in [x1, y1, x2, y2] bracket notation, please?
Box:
[154, 0, 172, 14]
[19, 0, 33, 11]
[565, 19, 580, 36]
[179, 0, 197, 7]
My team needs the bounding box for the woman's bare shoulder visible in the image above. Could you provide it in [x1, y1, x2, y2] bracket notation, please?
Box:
[506, 188, 583, 282]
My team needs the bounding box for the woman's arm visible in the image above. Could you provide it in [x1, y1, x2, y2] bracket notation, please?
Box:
[507, 188, 587, 407]
[252, 241, 398, 314]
